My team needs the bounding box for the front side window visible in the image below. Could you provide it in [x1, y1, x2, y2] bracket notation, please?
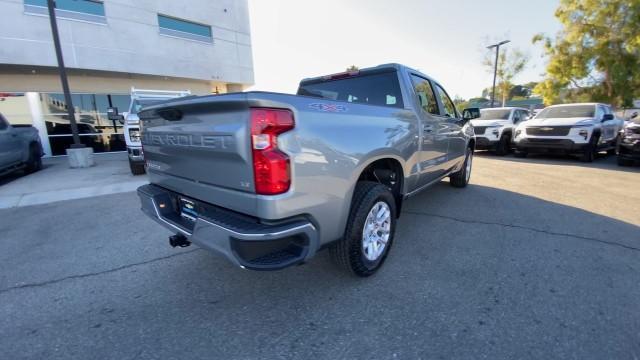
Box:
[158, 14, 213, 43]
[434, 84, 457, 118]
[410, 75, 439, 115]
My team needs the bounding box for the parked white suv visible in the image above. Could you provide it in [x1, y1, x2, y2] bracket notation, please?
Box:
[470, 107, 529, 155]
[513, 103, 624, 162]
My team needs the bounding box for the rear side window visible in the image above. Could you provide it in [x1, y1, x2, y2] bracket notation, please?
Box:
[297, 72, 404, 108]
[410, 75, 439, 115]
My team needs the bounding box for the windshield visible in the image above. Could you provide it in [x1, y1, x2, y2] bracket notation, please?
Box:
[129, 99, 168, 114]
[478, 109, 511, 120]
[536, 105, 595, 119]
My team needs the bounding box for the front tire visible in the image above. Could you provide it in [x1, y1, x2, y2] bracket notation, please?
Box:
[449, 147, 473, 188]
[129, 159, 146, 175]
[24, 143, 42, 174]
[330, 181, 397, 277]
[580, 134, 599, 162]
[495, 134, 511, 156]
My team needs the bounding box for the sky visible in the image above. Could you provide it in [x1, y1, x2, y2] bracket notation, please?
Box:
[247, 0, 562, 100]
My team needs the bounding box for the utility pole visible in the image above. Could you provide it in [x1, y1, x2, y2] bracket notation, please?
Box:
[487, 40, 510, 108]
[47, 0, 83, 148]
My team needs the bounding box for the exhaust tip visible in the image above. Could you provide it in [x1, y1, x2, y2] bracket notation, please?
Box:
[169, 234, 191, 248]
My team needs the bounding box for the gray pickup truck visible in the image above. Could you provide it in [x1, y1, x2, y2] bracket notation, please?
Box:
[137, 64, 478, 276]
[0, 113, 43, 177]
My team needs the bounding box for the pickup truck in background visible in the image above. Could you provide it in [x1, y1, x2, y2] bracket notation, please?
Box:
[136, 64, 478, 276]
[0, 113, 43, 177]
[108, 88, 191, 175]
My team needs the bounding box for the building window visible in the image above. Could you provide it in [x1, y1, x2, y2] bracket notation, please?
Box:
[40, 93, 126, 156]
[158, 14, 213, 43]
[24, 0, 106, 24]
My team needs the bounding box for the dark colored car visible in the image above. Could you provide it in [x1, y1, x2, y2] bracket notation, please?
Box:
[617, 114, 640, 166]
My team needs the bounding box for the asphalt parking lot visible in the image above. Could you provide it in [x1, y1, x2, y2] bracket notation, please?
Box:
[1, 154, 639, 360]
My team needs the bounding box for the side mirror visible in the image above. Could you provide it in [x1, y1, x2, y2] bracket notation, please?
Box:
[602, 114, 614, 122]
[107, 107, 125, 124]
[462, 107, 480, 121]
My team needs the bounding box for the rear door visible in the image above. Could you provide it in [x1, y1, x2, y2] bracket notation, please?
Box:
[409, 75, 449, 185]
[433, 82, 466, 167]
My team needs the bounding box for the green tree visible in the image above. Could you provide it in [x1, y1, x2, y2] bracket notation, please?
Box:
[346, 65, 359, 71]
[533, 0, 640, 107]
[483, 47, 529, 106]
[453, 95, 469, 112]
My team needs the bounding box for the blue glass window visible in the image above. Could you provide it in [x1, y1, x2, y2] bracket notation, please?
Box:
[158, 14, 212, 42]
[24, 0, 105, 16]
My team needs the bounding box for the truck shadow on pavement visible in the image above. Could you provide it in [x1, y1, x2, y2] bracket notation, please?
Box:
[1, 185, 639, 359]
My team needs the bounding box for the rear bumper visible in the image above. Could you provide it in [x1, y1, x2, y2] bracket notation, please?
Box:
[514, 138, 588, 153]
[137, 184, 319, 270]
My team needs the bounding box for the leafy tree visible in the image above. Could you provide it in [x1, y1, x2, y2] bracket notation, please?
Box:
[533, 0, 640, 107]
[453, 95, 469, 112]
[346, 65, 359, 71]
[483, 47, 529, 106]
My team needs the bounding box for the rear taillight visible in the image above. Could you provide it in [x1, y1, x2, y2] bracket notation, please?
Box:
[250, 108, 295, 195]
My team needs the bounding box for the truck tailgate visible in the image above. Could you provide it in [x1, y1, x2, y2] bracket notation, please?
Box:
[140, 93, 254, 194]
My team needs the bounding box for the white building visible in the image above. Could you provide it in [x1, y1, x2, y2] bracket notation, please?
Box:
[0, 0, 253, 156]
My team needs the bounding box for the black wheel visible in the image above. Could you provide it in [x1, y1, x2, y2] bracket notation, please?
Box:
[450, 147, 472, 188]
[606, 136, 619, 156]
[580, 134, 599, 162]
[330, 181, 397, 277]
[24, 143, 42, 174]
[129, 159, 146, 175]
[514, 150, 528, 158]
[617, 156, 634, 167]
[495, 134, 511, 156]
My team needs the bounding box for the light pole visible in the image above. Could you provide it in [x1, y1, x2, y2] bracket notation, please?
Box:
[47, 0, 83, 148]
[487, 40, 510, 108]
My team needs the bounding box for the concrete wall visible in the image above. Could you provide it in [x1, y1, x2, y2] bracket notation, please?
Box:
[0, 0, 254, 86]
[0, 68, 231, 94]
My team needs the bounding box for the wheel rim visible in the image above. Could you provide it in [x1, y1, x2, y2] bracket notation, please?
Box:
[465, 151, 473, 182]
[362, 201, 391, 261]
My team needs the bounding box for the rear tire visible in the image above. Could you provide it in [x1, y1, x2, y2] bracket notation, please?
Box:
[617, 156, 634, 167]
[129, 159, 146, 175]
[449, 147, 472, 188]
[606, 136, 619, 156]
[24, 143, 42, 174]
[495, 134, 511, 156]
[330, 181, 397, 277]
